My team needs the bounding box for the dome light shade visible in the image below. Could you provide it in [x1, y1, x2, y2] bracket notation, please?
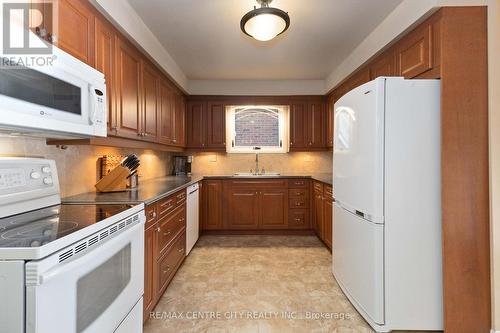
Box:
[240, 1, 290, 42]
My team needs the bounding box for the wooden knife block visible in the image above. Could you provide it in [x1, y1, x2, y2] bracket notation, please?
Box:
[95, 165, 130, 192]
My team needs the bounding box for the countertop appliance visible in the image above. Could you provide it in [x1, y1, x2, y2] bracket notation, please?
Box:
[0, 44, 107, 138]
[333, 77, 442, 332]
[186, 183, 199, 255]
[0, 158, 145, 333]
[172, 156, 192, 175]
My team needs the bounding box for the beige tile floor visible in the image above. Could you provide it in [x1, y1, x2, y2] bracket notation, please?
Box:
[143, 235, 441, 333]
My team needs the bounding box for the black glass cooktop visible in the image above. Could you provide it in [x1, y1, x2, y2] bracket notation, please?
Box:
[0, 204, 133, 248]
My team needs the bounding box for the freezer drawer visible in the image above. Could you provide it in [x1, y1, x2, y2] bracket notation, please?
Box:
[333, 204, 384, 325]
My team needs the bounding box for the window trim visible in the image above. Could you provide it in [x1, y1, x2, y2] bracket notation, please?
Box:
[225, 105, 289, 154]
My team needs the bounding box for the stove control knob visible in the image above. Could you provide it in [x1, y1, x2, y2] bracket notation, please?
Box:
[42, 166, 51, 174]
[30, 172, 41, 179]
[43, 177, 53, 185]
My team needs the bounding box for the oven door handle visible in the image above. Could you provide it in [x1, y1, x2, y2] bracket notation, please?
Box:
[31, 222, 143, 286]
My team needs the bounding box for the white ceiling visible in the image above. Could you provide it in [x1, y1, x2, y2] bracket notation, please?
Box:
[126, 0, 404, 81]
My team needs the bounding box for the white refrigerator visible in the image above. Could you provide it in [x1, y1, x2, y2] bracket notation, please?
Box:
[333, 77, 443, 332]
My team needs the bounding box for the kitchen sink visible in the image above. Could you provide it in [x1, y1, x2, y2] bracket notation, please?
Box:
[233, 172, 281, 177]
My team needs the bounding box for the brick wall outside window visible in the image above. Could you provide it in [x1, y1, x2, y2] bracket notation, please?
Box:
[234, 108, 279, 147]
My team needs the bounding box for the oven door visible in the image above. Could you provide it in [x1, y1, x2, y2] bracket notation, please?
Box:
[25, 222, 144, 333]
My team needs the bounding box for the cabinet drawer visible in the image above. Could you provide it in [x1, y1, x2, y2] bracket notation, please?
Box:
[157, 196, 176, 218]
[158, 207, 186, 255]
[288, 179, 309, 188]
[324, 185, 333, 197]
[175, 190, 186, 205]
[288, 188, 308, 198]
[229, 179, 287, 188]
[288, 209, 310, 229]
[145, 204, 157, 229]
[313, 181, 324, 192]
[289, 197, 309, 209]
[157, 231, 185, 294]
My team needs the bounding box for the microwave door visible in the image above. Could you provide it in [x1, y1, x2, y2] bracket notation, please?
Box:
[25, 222, 144, 333]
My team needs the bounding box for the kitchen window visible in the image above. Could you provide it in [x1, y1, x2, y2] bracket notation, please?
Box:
[226, 105, 289, 153]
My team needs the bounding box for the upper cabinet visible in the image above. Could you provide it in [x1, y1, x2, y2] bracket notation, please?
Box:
[290, 98, 326, 151]
[158, 80, 174, 145]
[187, 101, 207, 149]
[207, 102, 226, 148]
[94, 19, 115, 133]
[141, 61, 160, 142]
[397, 24, 433, 78]
[114, 36, 143, 140]
[172, 91, 186, 147]
[56, 0, 95, 66]
[370, 48, 397, 79]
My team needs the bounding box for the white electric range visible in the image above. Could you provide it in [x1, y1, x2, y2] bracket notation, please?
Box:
[0, 158, 145, 333]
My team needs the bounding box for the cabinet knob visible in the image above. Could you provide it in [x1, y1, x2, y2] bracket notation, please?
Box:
[156, 227, 161, 232]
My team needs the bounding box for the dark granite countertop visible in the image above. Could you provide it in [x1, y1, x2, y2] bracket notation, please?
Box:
[63, 175, 203, 205]
[62, 174, 332, 205]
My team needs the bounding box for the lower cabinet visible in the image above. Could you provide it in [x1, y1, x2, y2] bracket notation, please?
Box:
[143, 189, 187, 322]
[312, 181, 333, 250]
[200, 178, 310, 231]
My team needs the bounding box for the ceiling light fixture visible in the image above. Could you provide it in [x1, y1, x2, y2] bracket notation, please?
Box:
[240, 0, 290, 42]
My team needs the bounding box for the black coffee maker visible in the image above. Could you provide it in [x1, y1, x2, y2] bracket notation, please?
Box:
[172, 156, 193, 175]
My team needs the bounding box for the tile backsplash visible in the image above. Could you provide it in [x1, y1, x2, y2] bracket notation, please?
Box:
[0, 137, 173, 197]
[190, 151, 333, 175]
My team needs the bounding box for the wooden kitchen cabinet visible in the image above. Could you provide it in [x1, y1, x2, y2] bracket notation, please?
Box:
[323, 185, 333, 250]
[397, 24, 433, 78]
[290, 98, 326, 151]
[326, 96, 334, 148]
[141, 61, 159, 142]
[225, 188, 260, 229]
[143, 222, 157, 320]
[172, 92, 186, 147]
[312, 184, 324, 237]
[114, 36, 142, 139]
[260, 189, 288, 229]
[187, 101, 207, 148]
[143, 189, 187, 322]
[289, 102, 308, 149]
[158, 80, 174, 145]
[94, 18, 116, 134]
[56, 0, 95, 66]
[201, 180, 224, 230]
[370, 48, 397, 79]
[207, 102, 226, 148]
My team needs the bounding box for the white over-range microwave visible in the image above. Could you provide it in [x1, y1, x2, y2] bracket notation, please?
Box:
[0, 46, 107, 138]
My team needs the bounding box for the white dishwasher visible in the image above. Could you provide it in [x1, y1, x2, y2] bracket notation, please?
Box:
[186, 183, 200, 255]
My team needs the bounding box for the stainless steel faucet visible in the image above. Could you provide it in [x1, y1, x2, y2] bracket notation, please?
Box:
[255, 153, 259, 175]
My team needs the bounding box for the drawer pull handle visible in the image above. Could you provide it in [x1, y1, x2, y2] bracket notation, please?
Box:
[164, 230, 171, 236]
[178, 248, 183, 253]
[294, 218, 301, 222]
[163, 266, 170, 274]
[179, 218, 185, 222]
[295, 202, 303, 206]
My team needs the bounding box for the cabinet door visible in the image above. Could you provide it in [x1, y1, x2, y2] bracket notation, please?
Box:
[202, 180, 223, 230]
[94, 18, 115, 134]
[56, 0, 95, 66]
[141, 61, 159, 142]
[187, 101, 206, 148]
[260, 189, 288, 229]
[115, 37, 142, 139]
[226, 188, 259, 229]
[313, 190, 324, 236]
[289, 102, 308, 149]
[207, 102, 226, 148]
[158, 80, 174, 145]
[323, 197, 333, 250]
[345, 68, 371, 92]
[308, 101, 324, 148]
[143, 223, 157, 320]
[370, 49, 396, 79]
[397, 24, 433, 78]
[174, 93, 186, 147]
[326, 97, 334, 148]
